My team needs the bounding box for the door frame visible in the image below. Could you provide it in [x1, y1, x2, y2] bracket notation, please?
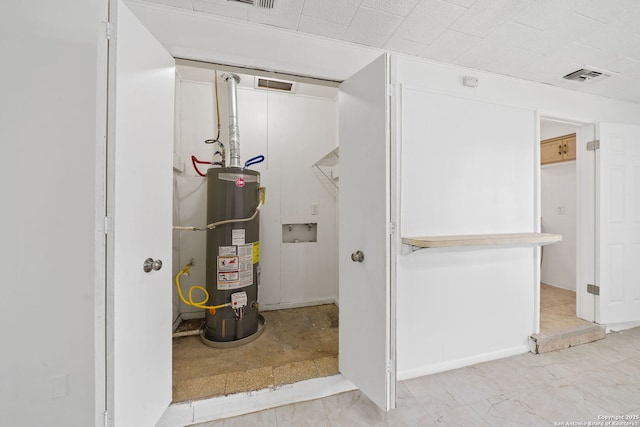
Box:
[94, 0, 110, 425]
[538, 113, 594, 327]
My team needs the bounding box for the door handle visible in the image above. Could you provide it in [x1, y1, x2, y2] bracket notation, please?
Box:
[351, 250, 365, 263]
[143, 258, 163, 273]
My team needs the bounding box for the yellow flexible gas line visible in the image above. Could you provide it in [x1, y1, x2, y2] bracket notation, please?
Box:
[175, 263, 229, 313]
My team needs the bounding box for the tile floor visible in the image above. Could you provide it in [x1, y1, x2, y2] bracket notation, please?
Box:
[190, 326, 640, 426]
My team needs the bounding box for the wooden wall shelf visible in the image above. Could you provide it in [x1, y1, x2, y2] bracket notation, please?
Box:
[402, 233, 562, 250]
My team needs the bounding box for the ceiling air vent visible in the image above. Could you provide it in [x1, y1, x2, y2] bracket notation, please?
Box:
[563, 67, 610, 83]
[228, 0, 277, 9]
[256, 77, 295, 92]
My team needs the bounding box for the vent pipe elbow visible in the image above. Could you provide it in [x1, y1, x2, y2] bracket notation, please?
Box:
[224, 73, 241, 168]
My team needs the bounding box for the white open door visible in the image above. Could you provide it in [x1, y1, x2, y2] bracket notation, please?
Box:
[577, 124, 597, 322]
[338, 54, 395, 411]
[108, 1, 175, 425]
[594, 123, 640, 325]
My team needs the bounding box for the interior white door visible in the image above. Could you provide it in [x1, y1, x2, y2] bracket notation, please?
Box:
[595, 123, 640, 325]
[110, 1, 175, 425]
[338, 54, 395, 411]
[577, 124, 597, 322]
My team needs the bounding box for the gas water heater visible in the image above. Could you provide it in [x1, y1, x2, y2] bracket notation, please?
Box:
[199, 73, 265, 347]
[201, 166, 263, 346]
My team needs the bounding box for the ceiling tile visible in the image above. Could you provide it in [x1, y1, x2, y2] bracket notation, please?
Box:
[297, 15, 348, 39]
[484, 48, 545, 76]
[301, 0, 361, 26]
[551, 41, 619, 69]
[248, 0, 304, 30]
[419, 29, 480, 63]
[576, 0, 640, 30]
[394, 0, 467, 44]
[192, 0, 248, 20]
[510, 0, 570, 31]
[442, 0, 476, 7]
[140, 0, 193, 8]
[606, 57, 640, 79]
[451, 37, 515, 69]
[360, 0, 421, 17]
[576, 28, 639, 59]
[632, 35, 640, 60]
[383, 36, 429, 55]
[483, 21, 543, 51]
[342, 7, 404, 48]
[450, 0, 529, 38]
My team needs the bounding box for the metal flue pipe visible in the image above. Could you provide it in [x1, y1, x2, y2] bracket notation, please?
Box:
[224, 73, 241, 168]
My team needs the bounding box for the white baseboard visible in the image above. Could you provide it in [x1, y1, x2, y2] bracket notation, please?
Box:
[396, 345, 530, 381]
[157, 374, 356, 427]
[540, 281, 576, 292]
[606, 320, 640, 333]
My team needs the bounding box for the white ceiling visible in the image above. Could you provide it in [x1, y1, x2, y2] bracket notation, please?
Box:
[141, 0, 640, 104]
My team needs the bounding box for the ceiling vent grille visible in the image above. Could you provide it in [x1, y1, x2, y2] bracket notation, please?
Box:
[256, 77, 294, 92]
[228, 0, 277, 9]
[563, 67, 610, 83]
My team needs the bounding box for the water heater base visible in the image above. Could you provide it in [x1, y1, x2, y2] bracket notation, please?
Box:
[199, 314, 266, 349]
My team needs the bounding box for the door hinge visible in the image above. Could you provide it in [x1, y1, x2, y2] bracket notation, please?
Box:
[587, 284, 600, 296]
[104, 216, 112, 235]
[386, 360, 393, 373]
[387, 222, 396, 235]
[103, 410, 112, 427]
[586, 140, 600, 151]
[103, 21, 112, 40]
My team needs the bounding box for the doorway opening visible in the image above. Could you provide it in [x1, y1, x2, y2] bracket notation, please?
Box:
[170, 61, 340, 402]
[533, 118, 605, 353]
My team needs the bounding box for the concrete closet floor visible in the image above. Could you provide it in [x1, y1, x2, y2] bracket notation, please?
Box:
[172, 304, 339, 402]
[534, 283, 605, 353]
[540, 283, 592, 334]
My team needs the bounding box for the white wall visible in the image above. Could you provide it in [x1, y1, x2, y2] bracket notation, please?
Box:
[173, 74, 338, 320]
[540, 121, 579, 140]
[540, 122, 579, 291]
[391, 55, 640, 379]
[396, 85, 537, 378]
[0, 1, 101, 426]
[541, 162, 577, 290]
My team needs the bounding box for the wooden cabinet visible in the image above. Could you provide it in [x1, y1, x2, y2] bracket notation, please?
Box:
[541, 133, 576, 164]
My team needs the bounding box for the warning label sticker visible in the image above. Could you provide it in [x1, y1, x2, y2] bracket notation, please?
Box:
[219, 246, 237, 256]
[238, 244, 254, 287]
[217, 271, 240, 290]
[232, 229, 245, 245]
[252, 242, 260, 264]
[218, 256, 238, 272]
[217, 244, 253, 290]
